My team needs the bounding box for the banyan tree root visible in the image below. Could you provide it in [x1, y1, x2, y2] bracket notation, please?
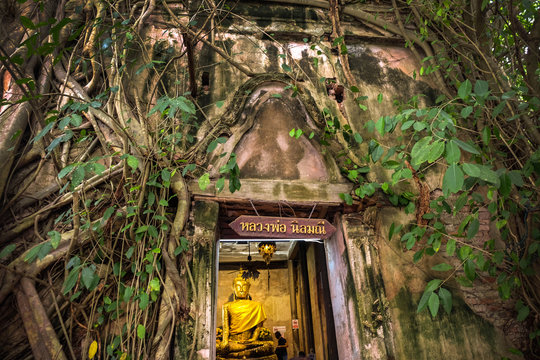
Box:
[151, 173, 191, 359]
[16, 277, 68, 360]
[0, 216, 102, 305]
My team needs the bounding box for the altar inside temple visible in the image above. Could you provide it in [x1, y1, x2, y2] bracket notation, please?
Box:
[216, 240, 338, 360]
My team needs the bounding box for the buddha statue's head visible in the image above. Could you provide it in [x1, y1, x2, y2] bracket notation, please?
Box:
[232, 273, 251, 300]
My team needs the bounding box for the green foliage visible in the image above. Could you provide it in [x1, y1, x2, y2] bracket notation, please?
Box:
[3, 0, 539, 356]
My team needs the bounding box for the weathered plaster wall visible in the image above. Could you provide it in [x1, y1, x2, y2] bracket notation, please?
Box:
[324, 210, 521, 360]
[374, 207, 520, 359]
[234, 97, 328, 181]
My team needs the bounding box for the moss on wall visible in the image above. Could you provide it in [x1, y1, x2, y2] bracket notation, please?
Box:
[390, 288, 512, 360]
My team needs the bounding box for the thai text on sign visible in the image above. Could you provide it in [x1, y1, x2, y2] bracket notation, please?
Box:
[229, 215, 336, 239]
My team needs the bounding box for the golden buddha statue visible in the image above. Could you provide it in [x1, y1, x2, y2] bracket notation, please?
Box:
[216, 273, 276, 360]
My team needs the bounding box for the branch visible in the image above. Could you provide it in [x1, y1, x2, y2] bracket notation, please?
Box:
[0, 215, 102, 305]
[162, 0, 256, 77]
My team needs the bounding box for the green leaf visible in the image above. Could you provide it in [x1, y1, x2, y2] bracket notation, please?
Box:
[461, 163, 481, 177]
[406, 234, 416, 250]
[492, 100, 507, 117]
[158, 199, 168, 207]
[425, 279, 442, 292]
[428, 292, 440, 317]
[464, 259, 476, 281]
[93, 163, 105, 175]
[427, 140, 445, 163]
[20, 16, 35, 29]
[371, 145, 384, 163]
[453, 139, 480, 154]
[413, 121, 427, 132]
[477, 166, 500, 185]
[71, 114, 83, 126]
[127, 155, 139, 172]
[139, 293, 150, 310]
[411, 136, 432, 165]
[148, 225, 159, 238]
[39, 242, 53, 260]
[71, 166, 85, 188]
[137, 324, 146, 339]
[508, 171, 523, 187]
[375, 116, 385, 135]
[474, 80, 490, 97]
[339, 193, 353, 205]
[33, 120, 56, 143]
[216, 100, 225, 108]
[438, 288, 452, 314]
[102, 206, 115, 223]
[417, 290, 432, 313]
[401, 120, 415, 130]
[161, 169, 171, 182]
[413, 249, 424, 263]
[467, 218, 479, 239]
[123, 286, 133, 303]
[66, 256, 80, 269]
[81, 266, 97, 289]
[174, 237, 189, 256]
[445, 140, 461, 164]
[149, 278, 160, 292]
[63, 266, 80, 294]
[442, 164, 464, 196]
[499, 173, 511, 197]
[198, 173, 210, 191]
[207, 139, 218, 153]
[350, 86, 359, 92]
[216, 177, 225, 193]
[48, 231, 62, 249]
[377, 93, 383, 103]
[388, 223, 402, 241]
[458, 79, 472, 100]
[446, 238, 456, 256]
[24, 242, 51, 263]
[281, 64, 292, 72]
[0, 244, 16, 259]
[517, 305, 530, 322]
[460, 106, 473, 118]
[431, 263, 453, 271]
[58, 164, 76, 179]
[182, 163, 196, 176]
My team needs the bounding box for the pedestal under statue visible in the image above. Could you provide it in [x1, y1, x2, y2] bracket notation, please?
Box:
[217, 273, 277, 360]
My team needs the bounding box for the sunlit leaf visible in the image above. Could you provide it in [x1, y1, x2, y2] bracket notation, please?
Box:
[88, 340, 98, 359]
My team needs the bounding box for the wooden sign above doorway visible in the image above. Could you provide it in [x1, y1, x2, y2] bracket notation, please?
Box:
[229, 215, 336, 239]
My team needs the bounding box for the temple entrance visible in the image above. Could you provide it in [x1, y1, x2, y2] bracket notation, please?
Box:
[215, 239, 339, 360]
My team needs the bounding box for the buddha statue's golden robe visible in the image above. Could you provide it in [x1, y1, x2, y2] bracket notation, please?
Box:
[227, 299, 267, 335]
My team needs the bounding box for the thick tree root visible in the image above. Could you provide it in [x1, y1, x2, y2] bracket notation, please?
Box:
[151, 173, 190, 359]
[16, 277, 68, 360]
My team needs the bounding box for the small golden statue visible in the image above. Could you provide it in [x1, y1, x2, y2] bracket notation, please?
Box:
[216, 273, 276, 360]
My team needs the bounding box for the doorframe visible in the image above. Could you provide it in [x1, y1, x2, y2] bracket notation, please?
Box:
[202, 197, 350, 360]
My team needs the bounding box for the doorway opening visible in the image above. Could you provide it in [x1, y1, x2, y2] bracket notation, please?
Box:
[215, 238, 339, 360]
